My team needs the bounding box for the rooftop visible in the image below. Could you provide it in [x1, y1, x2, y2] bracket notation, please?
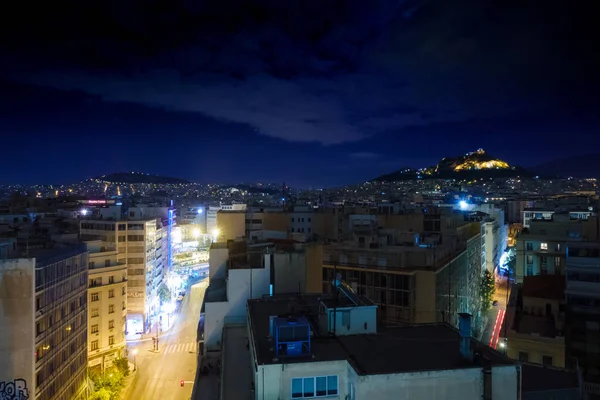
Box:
[521, 364, 580, 399]
[248, 294, 513, 375]
[514, 314, 559, 338]
[522, 275, 565, 300]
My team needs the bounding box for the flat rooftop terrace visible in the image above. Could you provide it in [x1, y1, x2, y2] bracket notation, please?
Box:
[248, 295, 514, 375]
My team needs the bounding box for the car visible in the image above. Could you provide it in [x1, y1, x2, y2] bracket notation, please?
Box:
[179, 291, 186, 297]
[176, 295, 184, 302]
[492, 300, 499, 306]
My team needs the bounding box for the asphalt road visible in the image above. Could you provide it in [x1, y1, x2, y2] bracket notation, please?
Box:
[123, 279, 208, 400]
[482, 277, 511, 349]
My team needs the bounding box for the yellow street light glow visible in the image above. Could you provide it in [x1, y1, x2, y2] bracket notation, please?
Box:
[212, 228, 220, 238]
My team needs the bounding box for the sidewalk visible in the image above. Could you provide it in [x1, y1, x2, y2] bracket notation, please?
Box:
[118, 361, 137, 400]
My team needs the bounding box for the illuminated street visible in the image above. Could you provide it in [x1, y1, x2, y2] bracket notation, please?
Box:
[482, 275, 512, 350]
[122, 280, 208, 400]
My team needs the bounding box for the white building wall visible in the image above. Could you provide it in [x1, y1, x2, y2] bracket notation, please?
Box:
[355, 368, 483, 399]
[491, 365, 518, 400]
[209, 248, 228, 280]
[204, 267, 270, 351]
[204, 301, 229, 351]
[256, 360, 349, 400]
[0, 258, 35, 394]
[254, 360, 518, 400]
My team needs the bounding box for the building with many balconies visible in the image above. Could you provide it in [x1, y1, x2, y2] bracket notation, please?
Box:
[80, 218, 168, 332]
[0, 243, 89, 400]
[86, 241, 128, 372]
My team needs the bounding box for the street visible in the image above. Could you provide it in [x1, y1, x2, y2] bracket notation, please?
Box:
[482, 275, 511, 350]
[122, 279, 208, 400]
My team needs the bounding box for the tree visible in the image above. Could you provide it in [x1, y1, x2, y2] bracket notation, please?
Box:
[113, 357, 130, 377]
[90, 388, 112, 400]
[480, 270, 496, 313]
[158, 283, 171, 304]
[89, 365, 125, 400]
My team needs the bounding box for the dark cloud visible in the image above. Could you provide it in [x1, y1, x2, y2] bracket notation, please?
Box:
[1, 0, 598, 145]
[349, 152, 382, 159]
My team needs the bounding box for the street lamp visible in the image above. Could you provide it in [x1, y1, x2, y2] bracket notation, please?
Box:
[132, 349, 138, 371]
[211, 228, 220, 243]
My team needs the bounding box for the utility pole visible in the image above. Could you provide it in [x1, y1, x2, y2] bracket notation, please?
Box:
[155, 317, 159, 350]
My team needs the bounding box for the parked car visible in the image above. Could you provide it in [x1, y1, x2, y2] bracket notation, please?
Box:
[176, 294, 184, 302]
[492, 300, 499, 306]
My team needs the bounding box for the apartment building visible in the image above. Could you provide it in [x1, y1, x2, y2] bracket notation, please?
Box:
[506, 275, 566, 368]
[244, 295, 519, 400]
[80, 218, 167, 332]
[207, 204, 246, 234]
[0, 243, 88, 400]
[522, 207, 593, 229]
[322, 221, 483, 330]
[203, 239, 322, 352]
[565, 242, 600, 397]
[515, 213, 599, 283]
[86, 241, 128, 372]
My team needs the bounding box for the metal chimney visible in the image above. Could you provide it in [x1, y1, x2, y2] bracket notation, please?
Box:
[459, 313, 473, 362]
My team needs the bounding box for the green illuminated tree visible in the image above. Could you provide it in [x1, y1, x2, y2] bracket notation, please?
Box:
[480, 270, 496, 313]
[158, 283, 171, 304]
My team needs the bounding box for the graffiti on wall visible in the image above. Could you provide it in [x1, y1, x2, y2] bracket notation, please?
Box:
[0, 379, 29, 400]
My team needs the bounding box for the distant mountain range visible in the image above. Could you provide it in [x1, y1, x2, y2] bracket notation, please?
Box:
[93, 172, 191, 184]
[373, 149, 531, 182]
[530, 154, 600, 178]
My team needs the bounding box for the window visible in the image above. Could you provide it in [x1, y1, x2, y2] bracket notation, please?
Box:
[109, 305, 115, 314]
[108, 320, 114, 329]
[91, 325, 99, 334]
[555, 243, 561, 252]
[291, 376, 338, 398]
[555, 257, 561, 268]
[108, 289, 115, 298]
[89, 262, 95, 268]
[105, 260, 111, 267]
[91, 293, 99, 302]
[543, 355, 553, 366]
[109, 275, 114, 284]
[91, 308, 99, 317]
[540, 243, 548, 250]
[518, 352, 529, 362]
[91, 341, 99, 351]
[526, 242, 533, 251]
[526, 255, 533, 265]
[109, 336, 114, 345]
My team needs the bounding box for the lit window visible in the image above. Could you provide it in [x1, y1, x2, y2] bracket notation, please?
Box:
[291, 376, 338, 398]
[541, 243, 548, 250]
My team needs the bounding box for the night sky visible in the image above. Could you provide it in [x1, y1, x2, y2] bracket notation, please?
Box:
[1, 1, 599, 187]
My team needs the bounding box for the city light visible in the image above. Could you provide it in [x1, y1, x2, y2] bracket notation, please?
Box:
[459, 200, 468, 210]
[211, 228, 220, 241]
[197, 208, 203, 214]
[172, 228, 182, 244]
[193, 228, 200, 239]
[81, 209, 88, 216]
[162, 302, 176, 314]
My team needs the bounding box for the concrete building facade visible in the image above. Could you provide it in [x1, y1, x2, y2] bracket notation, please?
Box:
[246, 295, 519, 400]
[86, 241, 128, 372]
[80, 218, 167, 332]
[0, 243, 89, 400]
[565, 242, 600, 396]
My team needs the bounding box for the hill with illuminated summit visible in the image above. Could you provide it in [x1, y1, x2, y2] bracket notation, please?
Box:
[373, 149, 530, 181]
